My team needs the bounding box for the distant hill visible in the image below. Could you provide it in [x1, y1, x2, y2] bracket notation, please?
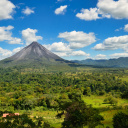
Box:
[72, 57, 128, 68]
[0, 42, 77, 72]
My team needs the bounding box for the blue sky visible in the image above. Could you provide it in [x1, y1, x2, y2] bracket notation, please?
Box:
[1, 0, 128, 60]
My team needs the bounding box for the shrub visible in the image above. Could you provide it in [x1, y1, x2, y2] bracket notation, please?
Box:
[104, 96, 118, 106]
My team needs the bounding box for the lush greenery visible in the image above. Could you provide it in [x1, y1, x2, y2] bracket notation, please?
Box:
[0, 67, 128, 127]
[113, 112, 128, 128]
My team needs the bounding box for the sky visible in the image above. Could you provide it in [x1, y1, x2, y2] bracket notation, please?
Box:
[1, 0, 128, 60]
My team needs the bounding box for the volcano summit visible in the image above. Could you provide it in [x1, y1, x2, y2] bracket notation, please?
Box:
[0, 42, 75, 70]
[9, 41, 63, 61]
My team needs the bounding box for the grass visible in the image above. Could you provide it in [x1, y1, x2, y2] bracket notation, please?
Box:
[83, 95, 128, 108]
[83, 95, 108, 108]
[121, 76, 128, 82]
[120, 73, 128, 82]
[96, 109, 128, 128]
[15, 109, 63, 128]
[83, 95, 128, 128]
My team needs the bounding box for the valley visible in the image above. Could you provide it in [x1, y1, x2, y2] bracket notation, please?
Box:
[0, 67, 128, 128]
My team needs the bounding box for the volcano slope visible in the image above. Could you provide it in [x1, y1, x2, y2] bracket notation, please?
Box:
[0, 42, 77, 72]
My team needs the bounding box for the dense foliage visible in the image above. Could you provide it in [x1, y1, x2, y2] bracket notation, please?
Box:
[0, 68, 128, 111]
[0, 67, 128, 127]
[113, 112, 128, 128]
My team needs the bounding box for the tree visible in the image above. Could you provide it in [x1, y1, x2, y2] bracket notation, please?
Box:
[43, 122, 54, 128]
[57, 93, 104, 128]
[113, 112, 128, 128]
[83, 87, 91, 96]
[121, 91, 128, 99]
[62, 101, 104, 128]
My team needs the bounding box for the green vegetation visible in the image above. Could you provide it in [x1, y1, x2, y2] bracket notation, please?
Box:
[0, 67, 128, 127]
[113, 112, 128, 128]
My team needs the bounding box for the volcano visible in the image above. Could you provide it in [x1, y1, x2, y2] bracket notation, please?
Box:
[9, 41, 63, 61]
[0, 42, 75, 70]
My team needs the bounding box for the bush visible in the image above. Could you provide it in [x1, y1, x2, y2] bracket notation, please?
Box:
[43, 122, 54, 128]
[104, 96, 118, 105]
[121, 91, 128, 99]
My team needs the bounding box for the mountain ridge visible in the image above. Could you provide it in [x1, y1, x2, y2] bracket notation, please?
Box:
[72, 57, 128, 68]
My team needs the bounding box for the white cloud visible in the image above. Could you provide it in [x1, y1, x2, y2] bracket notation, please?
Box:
[0, 0, 15, 20]
[95, 54, 107, 60]
[93, 35, 128, 51]
[58, 31, 96, 49]
[124, 24, 128, 32]
[53, 50, 89, 57]
[0, 46, 23, 60]
[110, 53, 128, 58]
[44, 32, 95, 57]
[70, 50, 90, 56]
[16, 3, 24, 9]
[44, 42, 71, 57]
[54, 52, 68, 57]
[115, 27, 123, 32]
[44, 42, 71, 52]
[55, 5, 67, 15]
[8, 38, 22, 44]
[6, 26, 14, 30]
[12, 47, 23, 53]
[76, 8, 101, 21]
[76, 0, 128, 21]
[0, 25, 22, 44]
[57, 0, 63, 1]
[22, 7, 34, 15]
[56, 0, 65, 3]
[22, 28, 43, 45]
[45, 41, 90, 58]
[0, 47, 12, 57]
[44, 42, 89, 57]
[0, 26, 12, 41]
[97, 0, 128, 19]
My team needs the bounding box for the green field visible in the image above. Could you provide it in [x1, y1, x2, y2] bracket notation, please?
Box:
[83, 95, 128, 108]
[10, 95, 127, 128]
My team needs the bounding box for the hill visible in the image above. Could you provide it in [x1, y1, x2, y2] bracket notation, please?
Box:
[72, 57, 128, 68]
